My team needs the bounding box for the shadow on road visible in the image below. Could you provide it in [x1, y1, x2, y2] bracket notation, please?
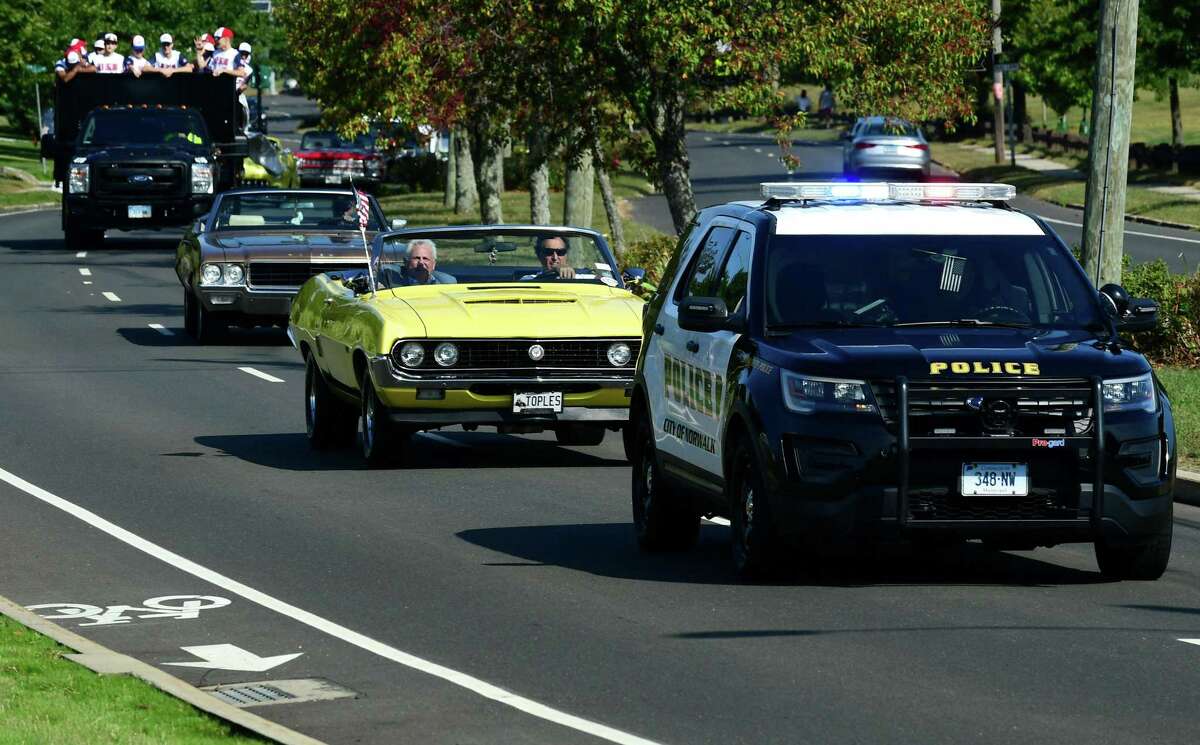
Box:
[117, 327, 291, 347]
[193, 430, 627, 471]
[457, 523, 1116, 587]
[0, 234, 179, 255]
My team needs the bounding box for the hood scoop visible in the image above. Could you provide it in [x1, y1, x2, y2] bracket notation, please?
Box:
[463, 297, 577, 305]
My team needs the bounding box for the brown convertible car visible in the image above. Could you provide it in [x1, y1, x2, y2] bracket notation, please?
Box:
[175, 188, 399, 342]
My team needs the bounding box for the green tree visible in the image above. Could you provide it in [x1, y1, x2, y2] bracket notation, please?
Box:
[1138, 0, 1199, 149]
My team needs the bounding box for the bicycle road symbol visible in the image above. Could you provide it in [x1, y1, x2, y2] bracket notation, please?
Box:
[27, 595, 231, 626]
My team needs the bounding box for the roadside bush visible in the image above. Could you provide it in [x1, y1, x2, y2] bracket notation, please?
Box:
[1121, 258, 1200, 367]
[621, 233, 679, 285]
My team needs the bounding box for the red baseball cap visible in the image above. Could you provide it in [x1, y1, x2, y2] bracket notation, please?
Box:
[214, 27, 234, 40]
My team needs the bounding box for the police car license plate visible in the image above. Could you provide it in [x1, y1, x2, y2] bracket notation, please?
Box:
[513, 391, 562, 414]
[128, 205, 151, 219]
[961, 463, 1028, 496]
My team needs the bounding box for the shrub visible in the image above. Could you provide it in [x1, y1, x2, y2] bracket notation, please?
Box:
[1121, 259, 1200, 367]
[621, 233, 679, 285]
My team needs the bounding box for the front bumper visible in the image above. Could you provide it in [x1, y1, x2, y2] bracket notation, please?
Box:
[367, 355, 631, 425]
[66, 195, 212, 230]
[196, 286, 291, 320]
[760, 378, 1173, 546]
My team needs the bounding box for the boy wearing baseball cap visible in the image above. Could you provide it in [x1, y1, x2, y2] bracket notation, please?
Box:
[55, 39, 95, 82]
[93, 33, 124, 74]
[153, 33, 193, 75]
[207, 27, 246, 80]
[125, 35, 152, 77]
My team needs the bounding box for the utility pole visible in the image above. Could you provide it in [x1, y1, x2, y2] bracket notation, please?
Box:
[1081, 0, 1139, 287]
[991, 0, 1006, 164]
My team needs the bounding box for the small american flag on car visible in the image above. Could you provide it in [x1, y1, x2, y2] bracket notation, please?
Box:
[355, 189, 371, 231]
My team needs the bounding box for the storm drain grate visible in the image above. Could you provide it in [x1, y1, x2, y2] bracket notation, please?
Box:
[202, 678, 358, 708]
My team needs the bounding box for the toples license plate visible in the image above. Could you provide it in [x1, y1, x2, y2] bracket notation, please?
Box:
[961, 463, 1028, 496]
[513, 391, 562, 414]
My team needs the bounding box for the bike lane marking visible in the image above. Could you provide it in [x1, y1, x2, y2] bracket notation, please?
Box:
[0, 464, 663, 745]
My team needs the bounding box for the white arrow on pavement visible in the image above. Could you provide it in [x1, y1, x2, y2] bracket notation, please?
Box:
[164, 644, 303, 672]
[1180, 639, 1200, 647]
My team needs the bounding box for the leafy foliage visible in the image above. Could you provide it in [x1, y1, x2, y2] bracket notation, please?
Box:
[1121, 258, 1200, 366]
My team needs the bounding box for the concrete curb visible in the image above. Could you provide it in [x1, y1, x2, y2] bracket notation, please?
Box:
[931, 159, 1199, 233]
[0, 202, 58, 215]
[1177, 469, 1200, 507]
[0, 594, 324, 745]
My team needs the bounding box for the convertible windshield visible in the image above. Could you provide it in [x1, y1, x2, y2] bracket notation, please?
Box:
[377, 231, 620, 287]
[300, 131, 350, 150]
[80, 109, 208, 148]
[766, 234, 1104, 330]
[212, 193, 384, 231]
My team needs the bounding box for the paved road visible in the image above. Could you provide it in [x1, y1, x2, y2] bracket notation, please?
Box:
[1, 209, 1198, 744]
[632, 131, 1200, 273]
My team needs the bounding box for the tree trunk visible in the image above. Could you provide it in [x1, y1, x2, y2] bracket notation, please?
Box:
[647, 93, 695, 235]
[1169, 76, 1183, 151]
[444, 130, 456, 209]
[593, 140, 625, 258]
[1080, 0, 1138, 286]
[453, 127, 478, 216]
[563, 145, 594, 228]
[528, 131, 551, 225]
[473, 126, 504, 224]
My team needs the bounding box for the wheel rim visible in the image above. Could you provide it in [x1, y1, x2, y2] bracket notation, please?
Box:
[741, 481, 755, 548]
[638, 450, 655, 527]
[362, 389, 375, 452]
[306, 367, 317, 432]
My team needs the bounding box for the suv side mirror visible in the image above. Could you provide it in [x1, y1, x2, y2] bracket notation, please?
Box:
[679, 296, 738, 332]
[1100, 283, 1157, 332]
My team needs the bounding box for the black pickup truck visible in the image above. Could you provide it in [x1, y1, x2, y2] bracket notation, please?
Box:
[42, 75, 246, 249]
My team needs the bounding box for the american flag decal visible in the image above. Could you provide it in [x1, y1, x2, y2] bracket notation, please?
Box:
[940, 255, 965, 292]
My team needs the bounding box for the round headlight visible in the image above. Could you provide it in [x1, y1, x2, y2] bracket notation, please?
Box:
[398, 342, 425, 367]
[433, 342, 459, 367]
[200, 263, 221, 285]
[607, 342, 632, 367]
[224, 264, 244, 284]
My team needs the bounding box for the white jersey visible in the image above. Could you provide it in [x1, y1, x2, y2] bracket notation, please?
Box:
[126, 55, 151, 73]
[236, 62, 252, 91]
[154, 49, 187, 68]
[207, 48, 242, 75]
[92, 52, 125, 74]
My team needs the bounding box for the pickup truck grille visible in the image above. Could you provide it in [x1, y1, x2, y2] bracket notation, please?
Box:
[248, 262, 367, 288]
[95, 162, 187, 197]
[393, 338, 640, 375]
[871, 378, 1094, 437]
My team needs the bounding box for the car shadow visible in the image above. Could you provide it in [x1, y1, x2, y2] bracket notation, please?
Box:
[456, 523, 1116, 587]
[117, 327, 292, 347]
[191, 430, 627, 472]
[0, 234, 180, 254]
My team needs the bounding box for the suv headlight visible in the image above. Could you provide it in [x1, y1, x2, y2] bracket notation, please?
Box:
[68, 164, 90, 194]
[781, 371, 875, 414]
[191, 163, 214, 194]
[1102, 372, 1156, 414]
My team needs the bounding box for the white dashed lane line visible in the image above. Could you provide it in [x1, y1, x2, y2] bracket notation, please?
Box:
[78, 268, 91, 276]
[75, 251, 87, 258]
[148, 323, 174, 336]
[704, 517, 731, 526]
[82, 281, 92, 285]
[102, 292, 121, 302]
[1181, 639, 1200, 647]
[238, 366, 285, 383]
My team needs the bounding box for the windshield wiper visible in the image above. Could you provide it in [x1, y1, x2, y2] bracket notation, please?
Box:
[767, 320, 889, 334]
[893, 319, 1033, 328]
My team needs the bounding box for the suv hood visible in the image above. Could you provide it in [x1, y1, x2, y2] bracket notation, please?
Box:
[383, 283, 644, 338]
[760, 327, 1149, 381]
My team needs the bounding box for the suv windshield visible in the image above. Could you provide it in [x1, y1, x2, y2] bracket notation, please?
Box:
[300, 131, 349, 150]
[766, 234, 1104, 330]
[80, 109, 208, 148]
[377, 231, 619, 287]
[213, 193, 383, 231]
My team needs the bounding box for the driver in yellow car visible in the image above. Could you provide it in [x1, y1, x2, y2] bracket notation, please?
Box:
[531, 235, 575, 279]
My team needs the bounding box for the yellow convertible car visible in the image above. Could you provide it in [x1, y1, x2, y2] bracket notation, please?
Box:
[288, 225, 647, 464]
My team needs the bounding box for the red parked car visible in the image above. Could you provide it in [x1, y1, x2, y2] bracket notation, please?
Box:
[295, 130, 385, 191]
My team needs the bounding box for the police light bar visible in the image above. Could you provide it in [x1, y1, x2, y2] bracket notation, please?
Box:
[760, 182, 1016, 202]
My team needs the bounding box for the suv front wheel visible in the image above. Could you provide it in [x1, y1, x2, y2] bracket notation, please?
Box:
[729, 437, 779, 577]
[1094, 505, 1173, 580]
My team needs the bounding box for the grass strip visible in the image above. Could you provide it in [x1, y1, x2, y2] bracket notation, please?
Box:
[931, 140, 1200, 229]
[1157, 367, 1200, 471]
[0, 615, 265, 744]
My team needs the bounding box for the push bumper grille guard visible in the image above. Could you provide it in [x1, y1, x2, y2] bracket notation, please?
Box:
[894, 376, 1105, 532]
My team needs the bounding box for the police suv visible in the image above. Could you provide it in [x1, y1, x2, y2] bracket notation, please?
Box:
[627, 182, 1175, 579]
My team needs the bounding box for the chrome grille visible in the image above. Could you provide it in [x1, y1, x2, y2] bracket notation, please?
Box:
[248, 262, 367, 288]
[95, 162, 186, 197]
[392, 338, 640, 375]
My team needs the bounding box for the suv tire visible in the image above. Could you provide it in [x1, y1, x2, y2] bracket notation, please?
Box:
[631, 415, 698, 551]
[729, 437, 778, 578]
[1095, 505, 1173, 580]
